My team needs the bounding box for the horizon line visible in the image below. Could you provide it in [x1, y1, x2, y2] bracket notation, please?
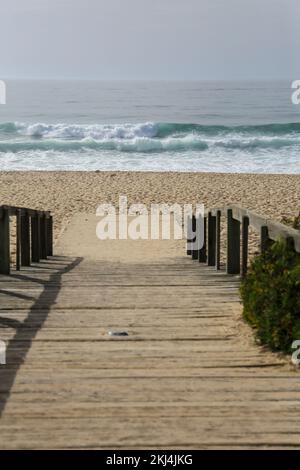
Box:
[0, 77, 297, 82]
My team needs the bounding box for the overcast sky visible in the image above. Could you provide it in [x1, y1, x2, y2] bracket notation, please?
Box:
[1, 0, 299, 80]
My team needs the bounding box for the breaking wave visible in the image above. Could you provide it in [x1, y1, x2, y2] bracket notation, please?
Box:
[0, 121, 300, 154]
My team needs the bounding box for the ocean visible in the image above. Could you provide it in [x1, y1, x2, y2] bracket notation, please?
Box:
[0, 80, 300, 172]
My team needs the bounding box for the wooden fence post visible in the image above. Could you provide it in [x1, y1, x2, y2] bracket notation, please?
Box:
[186, 215, 192, 256]
[0, 208, 10, 275]
[227, 209, 240, 275]
[40, 214, 47, 259]
[192, 215, 199, 260]
[47, 216, 53, 257]
[216, 210, 221, 270]
[242, 216, 249, 277]
[21, 211, 31, 266]
[207, 212, 216, 266]
[261, 226, 272, 254]
[16, 210, 21, 271]
[199, 215, 207, 263]
[31, 214, 40, 262]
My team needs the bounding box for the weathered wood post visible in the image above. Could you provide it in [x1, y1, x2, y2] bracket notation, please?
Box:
[21, 211, 31, 266]
[227, 208, 240, 275]
[261, 226, 272, 254]
[40, 214, 47, 259]
[199, 215, 207, 263]
[186, 215, 192, 256]
[216, 210, 221, 270]
[16, 209, 21, 271]
[192, 215, 199, 260]
[242, 215, 249, 277]
[0, 207, 10, 275]
[31, 213, 40, 262]
[47, 215, 53, 257]
[207, 212, 216, 266]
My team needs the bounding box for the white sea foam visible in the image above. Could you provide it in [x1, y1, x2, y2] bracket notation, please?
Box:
[0, 120, 300, 172]
[20, 122, 159, 140]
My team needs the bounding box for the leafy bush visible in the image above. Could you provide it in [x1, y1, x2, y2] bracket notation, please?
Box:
[240, 238, 300, 353]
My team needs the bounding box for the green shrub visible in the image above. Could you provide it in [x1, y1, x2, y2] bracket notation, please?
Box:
[240, 238, 300, 353]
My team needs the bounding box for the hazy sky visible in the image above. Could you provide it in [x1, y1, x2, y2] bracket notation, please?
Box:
[1, 0, 299, 80]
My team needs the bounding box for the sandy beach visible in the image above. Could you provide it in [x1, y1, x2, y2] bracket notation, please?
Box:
[0, 171, 299, 240]
[1, 171, 300, 449]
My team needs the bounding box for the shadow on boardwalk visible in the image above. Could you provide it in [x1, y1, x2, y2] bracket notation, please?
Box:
[0, 256, 82, 416]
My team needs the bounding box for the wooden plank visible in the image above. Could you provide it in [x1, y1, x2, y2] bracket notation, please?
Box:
[0, 213, 298, 449]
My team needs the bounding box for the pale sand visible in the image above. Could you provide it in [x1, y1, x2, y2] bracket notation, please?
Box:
[0, 171, 299, 246]
[1, 175, 299, 448]
[56, 213, 186, 262]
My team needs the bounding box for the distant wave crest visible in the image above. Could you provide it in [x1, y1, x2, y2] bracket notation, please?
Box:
[0, 137, 209, 154]
[0, 121, 300, 154]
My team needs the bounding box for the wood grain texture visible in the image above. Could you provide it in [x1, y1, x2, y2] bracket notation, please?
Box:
[0, 214, 299, 449]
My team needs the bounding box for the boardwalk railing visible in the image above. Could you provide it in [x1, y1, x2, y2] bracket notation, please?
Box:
[0, 205, 53, 275]
[187, 205, 300, 277]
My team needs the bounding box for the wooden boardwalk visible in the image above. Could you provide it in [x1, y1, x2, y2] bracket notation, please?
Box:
[0, 214, 299, 449]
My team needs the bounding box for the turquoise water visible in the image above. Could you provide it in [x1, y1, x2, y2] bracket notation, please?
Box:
[0, 80, 300, 172]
